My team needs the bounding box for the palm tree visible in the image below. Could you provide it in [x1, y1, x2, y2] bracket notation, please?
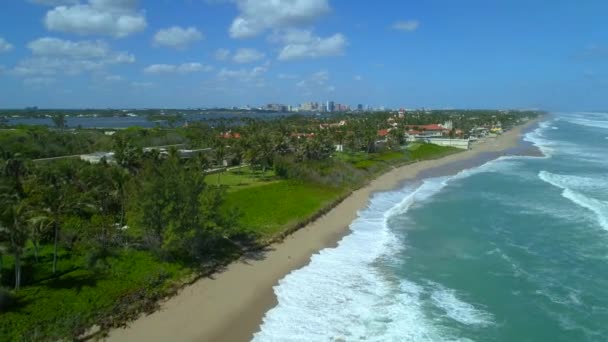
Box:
[0, 197, 28, 291]
[51, 114, 66, 130]
[30, 168, 74, 274]
[27, 214, 50, 263]
[213, 139, 227, 184]
[2, 153, 27, 198]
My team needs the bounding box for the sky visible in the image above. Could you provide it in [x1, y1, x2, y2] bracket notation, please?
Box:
[0, 0, 607, 110]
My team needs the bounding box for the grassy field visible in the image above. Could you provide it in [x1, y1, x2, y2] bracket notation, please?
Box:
[205, 166, 277, 192]
[224, 181, 346, 238]
[407, 143, 461, 160]
[335, 150, 409, 170]
[0, 249, 188, 341]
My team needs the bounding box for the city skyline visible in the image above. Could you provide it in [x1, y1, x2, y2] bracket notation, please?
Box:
[0, 1, 607, 110]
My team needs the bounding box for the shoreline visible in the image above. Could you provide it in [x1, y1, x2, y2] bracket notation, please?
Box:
[106, 117, 543, 342]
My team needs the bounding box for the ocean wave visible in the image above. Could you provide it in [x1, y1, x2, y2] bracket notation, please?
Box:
[429, 283, 495, 327]
[254, 160, 511, 341]
[523, 120, 554, 157]
[253, 180, 454, 341]
[560, 112, 608, 130]
[538, 171, 608, 231]
[525, 120, 607, 165]
[257, 145, 608, 340]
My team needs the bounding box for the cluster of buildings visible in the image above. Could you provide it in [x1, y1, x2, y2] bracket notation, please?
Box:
[259, 101, 388, 113]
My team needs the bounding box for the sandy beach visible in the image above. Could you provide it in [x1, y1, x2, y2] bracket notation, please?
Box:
[106, 118, 542, 342]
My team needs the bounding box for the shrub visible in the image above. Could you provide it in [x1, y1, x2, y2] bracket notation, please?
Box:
[0, 288, 15, 312]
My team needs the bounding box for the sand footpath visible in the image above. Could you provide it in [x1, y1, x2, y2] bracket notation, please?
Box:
[106, 117, 542, 342]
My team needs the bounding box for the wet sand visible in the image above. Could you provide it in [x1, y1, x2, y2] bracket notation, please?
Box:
[106, 118, 542, 342]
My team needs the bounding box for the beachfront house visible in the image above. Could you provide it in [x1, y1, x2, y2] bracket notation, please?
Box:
[80, 152, 116, 164]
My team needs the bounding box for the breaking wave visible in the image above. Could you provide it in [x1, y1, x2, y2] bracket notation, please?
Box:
[538, 171, 608, 231]
[254, 166, 503, 341]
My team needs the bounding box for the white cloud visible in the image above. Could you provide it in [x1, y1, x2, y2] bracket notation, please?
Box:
[44, 0, 147, 38]
[229, 0, 330, 38]
[296, 69, 328, 88]
[0, 37, 14, 53]
[28, 0, 78, 5]
[295, 70, 335, 95]
[131, 81, 155, 89]
[28, 37, 109, 58]
[144, 62, 213, 74]
[232, 48, 265, 63]
[214, 48, 231, 61]
[26, 37, 135, 63]
[218, 64, 268, 82]
[13, 56, 133, 76]
[23, 77, 56, 87]
[104, 74, 123, 81]
[275, 29, 347, 61]
[153, 26, 203, 49]
[13, 37, 134, 77]
[277, 73, 297, 79]
[392, 20, 419, 32]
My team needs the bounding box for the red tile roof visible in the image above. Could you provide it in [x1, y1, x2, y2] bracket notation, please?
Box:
[219, 132, 241, 139]
[377, 129, 389, 137]
[405, 124, 446, 131]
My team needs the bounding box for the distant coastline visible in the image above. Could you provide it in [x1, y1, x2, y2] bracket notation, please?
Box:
[106, 116, 543, 342]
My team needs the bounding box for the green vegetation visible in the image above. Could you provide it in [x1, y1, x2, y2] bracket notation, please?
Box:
[1, 250, 187, 341]
[225, 181, 345, 238]
[407, 143, 461, 160]
[205, 166, 277, 191]
[0, 127, 113, 159]
[336, 151, 408, 171]
[0, 109, 541, 340]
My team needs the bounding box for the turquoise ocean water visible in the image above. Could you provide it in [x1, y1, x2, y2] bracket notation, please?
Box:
[254, 113, 608, 342]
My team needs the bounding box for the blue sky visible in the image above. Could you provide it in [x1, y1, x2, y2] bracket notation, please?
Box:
[0, 0, 606, 110]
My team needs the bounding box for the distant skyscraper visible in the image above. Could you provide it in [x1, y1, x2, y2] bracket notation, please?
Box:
[357, 104, 363, 111]
[326, 100, 335, 112]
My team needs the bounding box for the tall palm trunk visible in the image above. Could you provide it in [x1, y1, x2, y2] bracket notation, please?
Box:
[33, 239, 39, 263]
[14, 253, 21, 291]
[52, 222, 58, 274]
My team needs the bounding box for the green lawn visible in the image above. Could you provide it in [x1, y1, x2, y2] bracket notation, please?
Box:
[205, 166, 277, 191]
[407, 143, 461, 160]
[0, 249, 188, 341]
[335, 150, 408, 170]
[224, 181, 345, 238]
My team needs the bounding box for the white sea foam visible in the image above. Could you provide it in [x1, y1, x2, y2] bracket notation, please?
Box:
[538, 171, 608, 231]
[256, 144, 592, 341]
[254, 168, 499, 341]
[525, 118, 607, 165]
[429, 283, 495, 327]
[560, 112, 608, 130]
[523, 120, 554, 157]
[253, 179, 454, 341]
